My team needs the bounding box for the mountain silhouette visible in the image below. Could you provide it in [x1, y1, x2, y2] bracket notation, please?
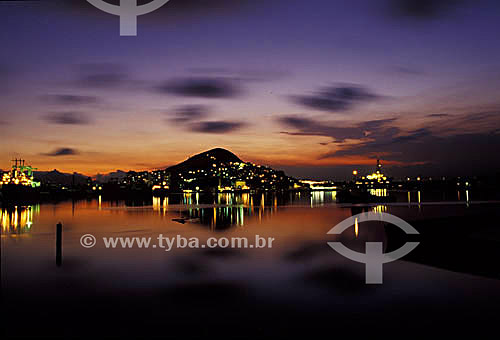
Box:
[34, 170, 88, 185]
[165, 148, 296, 191]
[167, 148, 243, 172]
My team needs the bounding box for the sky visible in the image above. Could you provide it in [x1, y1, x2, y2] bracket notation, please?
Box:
[1, 0, 500, 179]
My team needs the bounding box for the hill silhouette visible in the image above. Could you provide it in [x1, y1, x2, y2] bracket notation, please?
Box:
[167, 148, 242, 172]
[34, 170, 88, 185]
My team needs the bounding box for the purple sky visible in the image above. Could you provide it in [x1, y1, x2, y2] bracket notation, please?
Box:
[1, 0, 500, 179]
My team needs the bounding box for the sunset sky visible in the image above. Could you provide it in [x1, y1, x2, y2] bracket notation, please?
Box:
[1, 0, 500, 179]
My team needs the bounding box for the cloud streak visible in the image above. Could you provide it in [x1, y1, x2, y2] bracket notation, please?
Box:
[159, 78, 241, 99]
[278, 115, 397, 142]
[165, 105, 245, 134]
[389, 0, 466, 19]
[278, 110, 500, 174]
[167, 105, 210, 124]
[44, 148, 79, 156]
[291, 84, 378, 112]
[189, 121, 245, 133]
[42, 112, 92, 125]
[41, 94, 100, 105]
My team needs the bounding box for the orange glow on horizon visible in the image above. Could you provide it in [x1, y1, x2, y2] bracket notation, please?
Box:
[0, 150, 422, 177]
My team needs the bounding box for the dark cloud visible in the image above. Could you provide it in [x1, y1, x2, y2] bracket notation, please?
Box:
[41, 94, 100, 105]
[278, 115, 397, 142]
[159, 78, 241, 99]
[389, 0, 466, 19]
[279, 111, 500, 175]
[278, 116, 316, 129]
[168, 105, 210, 123]
[427, 113, 450, 118]
[189, 121, 245, 134]
[167, 105, 244, 133]
[291, 84, 378, 112]
[317, 110, 500, 174]
[430, 111, 500, 135]
[386, 128, 432, 144]
[43, 112, 92, 125]
[44, 148, 79, 156]
[328, 130, 500, 173]
[75, 63, 129, 88]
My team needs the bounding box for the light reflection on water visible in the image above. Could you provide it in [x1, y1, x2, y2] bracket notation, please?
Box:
[0, 189, 488, 235]
[2, 192, 364, 291]
[369, 188, 387, 197]
[1, 188, 496, 291]
[149, 192, 338, 229]
[2, 190, 499, 335]
[1, 205, 39, 234]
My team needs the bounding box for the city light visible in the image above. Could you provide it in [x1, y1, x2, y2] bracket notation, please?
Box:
[1, 159, 40, 188]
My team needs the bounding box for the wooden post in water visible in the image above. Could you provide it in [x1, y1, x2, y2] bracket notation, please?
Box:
[56, 222, 62, 266]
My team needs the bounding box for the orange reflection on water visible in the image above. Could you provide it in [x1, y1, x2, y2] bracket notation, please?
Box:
[1, 206, 37, 234]
[354, 217, 359, 238]
[373, 205, 387, 214]
[370, 188, 387, 197]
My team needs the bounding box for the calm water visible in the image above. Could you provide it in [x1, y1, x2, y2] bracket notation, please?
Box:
[2, 191, 500, 337]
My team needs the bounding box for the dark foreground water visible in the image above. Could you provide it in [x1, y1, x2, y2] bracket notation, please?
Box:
[2, 191, 500, 338]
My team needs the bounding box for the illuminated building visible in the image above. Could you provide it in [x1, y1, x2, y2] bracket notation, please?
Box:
[234, 180, 249, 190]
[354, 159, 391, 189]
[1, 159, 40, 188]
[299, 180, 337, 190]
